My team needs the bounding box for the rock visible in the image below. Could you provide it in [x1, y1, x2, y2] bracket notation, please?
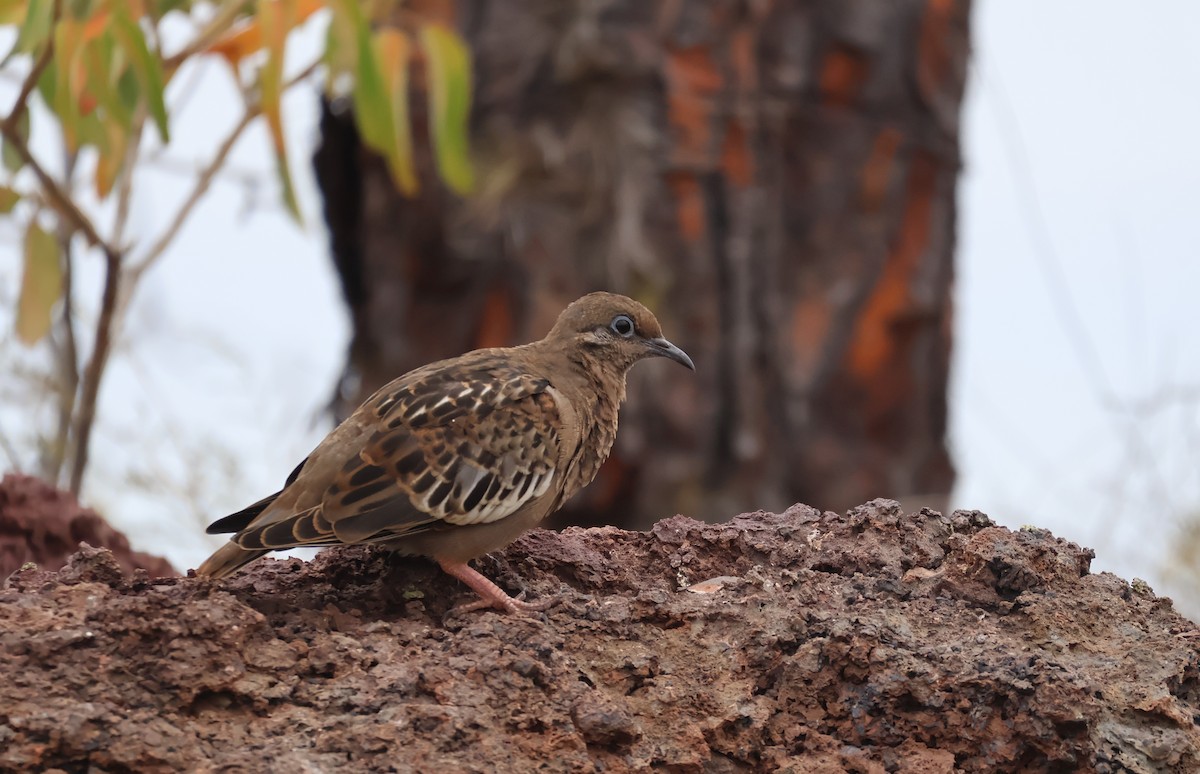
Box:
[0, 474, 175, 579]
[0, 499, 1196, 772]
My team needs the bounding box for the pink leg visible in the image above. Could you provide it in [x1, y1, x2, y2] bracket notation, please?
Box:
[436, 559, 557, 615]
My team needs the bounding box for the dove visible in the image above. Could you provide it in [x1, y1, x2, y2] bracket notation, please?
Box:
[196, 292, 694, 613]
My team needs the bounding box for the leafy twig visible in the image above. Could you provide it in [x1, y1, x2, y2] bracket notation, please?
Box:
[1, 4, 113, 256]
[6, 4, 319, 494]
[79, 58, 321, 492]
[128, 58, 321, 283]
[162, 0, 253, 73]
[0, 124, 119, 258]
[0, 17, 55, 136]
[2, 89, 123, 494]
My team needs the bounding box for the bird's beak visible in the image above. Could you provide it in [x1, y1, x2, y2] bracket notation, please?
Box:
[647, 337, 695, 370]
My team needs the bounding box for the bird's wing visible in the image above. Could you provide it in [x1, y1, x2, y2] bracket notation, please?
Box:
[230, 363, 563, 551]
[205, 456, 307, 535]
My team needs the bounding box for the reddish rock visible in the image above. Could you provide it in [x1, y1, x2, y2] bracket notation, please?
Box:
[0, 473, 175, 579]
[0, 499, 1197, 772]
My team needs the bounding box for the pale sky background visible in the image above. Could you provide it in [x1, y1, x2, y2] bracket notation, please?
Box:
[3, 3, 1199, 614]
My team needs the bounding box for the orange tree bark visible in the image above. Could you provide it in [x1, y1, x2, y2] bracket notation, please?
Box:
[313, 0, 970, 528]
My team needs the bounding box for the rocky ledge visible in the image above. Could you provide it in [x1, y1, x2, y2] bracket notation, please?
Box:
[2, 499, 1197, 772]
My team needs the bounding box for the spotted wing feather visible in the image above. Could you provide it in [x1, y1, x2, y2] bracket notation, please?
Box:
[231, 364, 561, 551]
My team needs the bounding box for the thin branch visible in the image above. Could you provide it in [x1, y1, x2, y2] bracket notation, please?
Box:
[49, 242, 79, 482]
[2, 92, 123, 499]
[161, 53, 211, 119]
[0, 417, 21, 472]
[162, 0, 254, 73]
[140, 150, 267, 189]
[111, 112, 146, 251]
[48, 153, 81, 486]
[1, 17, 55, 136]
[12, 3, 319, 494]
[3, 79, 120, 494]
[63, 57, 320, 493]
[129, 109, 255, 281]
[0, 123, 119, 257]
[128, 58, 321, 282]
[68, 247, 121, 495]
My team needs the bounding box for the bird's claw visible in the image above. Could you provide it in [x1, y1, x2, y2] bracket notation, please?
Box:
[444, 590, 560, 619]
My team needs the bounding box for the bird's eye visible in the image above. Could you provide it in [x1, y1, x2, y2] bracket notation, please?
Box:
[609, 314, 635, 338]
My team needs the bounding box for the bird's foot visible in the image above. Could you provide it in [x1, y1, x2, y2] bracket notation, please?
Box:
[447, 591, 559, 617]
[437, 558, 558, 616]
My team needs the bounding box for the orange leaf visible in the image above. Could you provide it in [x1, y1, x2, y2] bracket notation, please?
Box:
[207, 23, 263, 66]
[206, 0, 322, 67]
[373, 28, 417, 195]
[82, 9, 109, 41]
[259, 0, 301, 219]
[95, 120, 129, 199]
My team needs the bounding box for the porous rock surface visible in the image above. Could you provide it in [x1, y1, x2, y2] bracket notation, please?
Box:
[1, 499, 1198, 772]
[0, 473, 174, 579]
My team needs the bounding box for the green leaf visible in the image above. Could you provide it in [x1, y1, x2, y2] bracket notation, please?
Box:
[16, 220, 62, 346]
[418, 24, 474, 195]
[66, 0, 98, 21]
[371, 29, 416, 195]
[52, 20, 84, 150]
[323, 0, 357, 91]
[117, 67, 139, 113]
[150, 0, 196, 20]
[86, 32, 133, 131]
[1, 107, 30, 172]
[341, 0, 389, 153]
[0, 0, 28, 26]
[75, 109, 109, 154]
[259, 0, 300, 222]
[0, 185, 19, 213]
[12, 0, 52, 56]
[334, 3, 419, 195]
[112, 5, 169, 142]
[93, 115, 129, 199]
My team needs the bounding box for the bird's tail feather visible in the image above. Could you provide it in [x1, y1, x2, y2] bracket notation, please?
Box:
[195, 541, 268, 579]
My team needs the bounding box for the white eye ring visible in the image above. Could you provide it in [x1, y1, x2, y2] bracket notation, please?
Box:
[610, 314, 635, 338]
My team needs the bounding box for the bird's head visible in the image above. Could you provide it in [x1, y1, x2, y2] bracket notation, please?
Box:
[547, 292, 695, 373]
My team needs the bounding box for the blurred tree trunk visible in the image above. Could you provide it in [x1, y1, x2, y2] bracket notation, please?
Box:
[313, 0, 969, 528]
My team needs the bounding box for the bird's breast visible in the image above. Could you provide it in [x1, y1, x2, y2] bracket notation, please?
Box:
[558, 390, 621, 502]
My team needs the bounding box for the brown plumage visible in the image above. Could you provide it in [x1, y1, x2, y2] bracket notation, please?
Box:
[196, 292, 694, 613]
